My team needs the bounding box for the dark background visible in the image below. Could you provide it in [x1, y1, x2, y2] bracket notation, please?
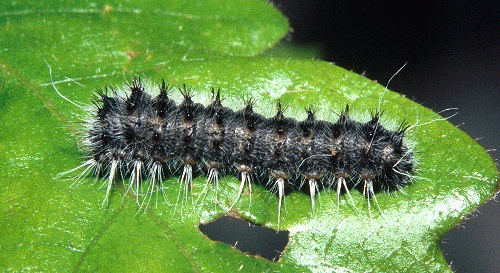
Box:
[270, 1, 499, 272]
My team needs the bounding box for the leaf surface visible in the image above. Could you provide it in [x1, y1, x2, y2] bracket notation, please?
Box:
[0, 1, 498, 273]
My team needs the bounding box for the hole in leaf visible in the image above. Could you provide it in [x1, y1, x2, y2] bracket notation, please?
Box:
[198, 211, 290, 262]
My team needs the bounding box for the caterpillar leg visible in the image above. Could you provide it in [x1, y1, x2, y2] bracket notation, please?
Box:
[308, 178, 319, 217]
[230, 171, 252, 209]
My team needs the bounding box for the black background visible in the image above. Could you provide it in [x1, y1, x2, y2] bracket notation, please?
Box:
[270, 1, 499, 272]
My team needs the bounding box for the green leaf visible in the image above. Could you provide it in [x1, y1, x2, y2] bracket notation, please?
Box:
[1, 1, 498, 273]
[0, 0, 288, 80]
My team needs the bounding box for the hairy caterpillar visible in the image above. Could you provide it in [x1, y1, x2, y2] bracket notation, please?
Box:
[60, 78, 414, 226]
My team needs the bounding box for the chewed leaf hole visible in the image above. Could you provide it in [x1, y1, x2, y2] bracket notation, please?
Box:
[198, 212, 290, 262]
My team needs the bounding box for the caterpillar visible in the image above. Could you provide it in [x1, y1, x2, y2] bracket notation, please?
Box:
[61, 78, 414, 226]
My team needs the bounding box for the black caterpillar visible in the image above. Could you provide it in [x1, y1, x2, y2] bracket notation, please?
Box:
[68, 79, 413, 224]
